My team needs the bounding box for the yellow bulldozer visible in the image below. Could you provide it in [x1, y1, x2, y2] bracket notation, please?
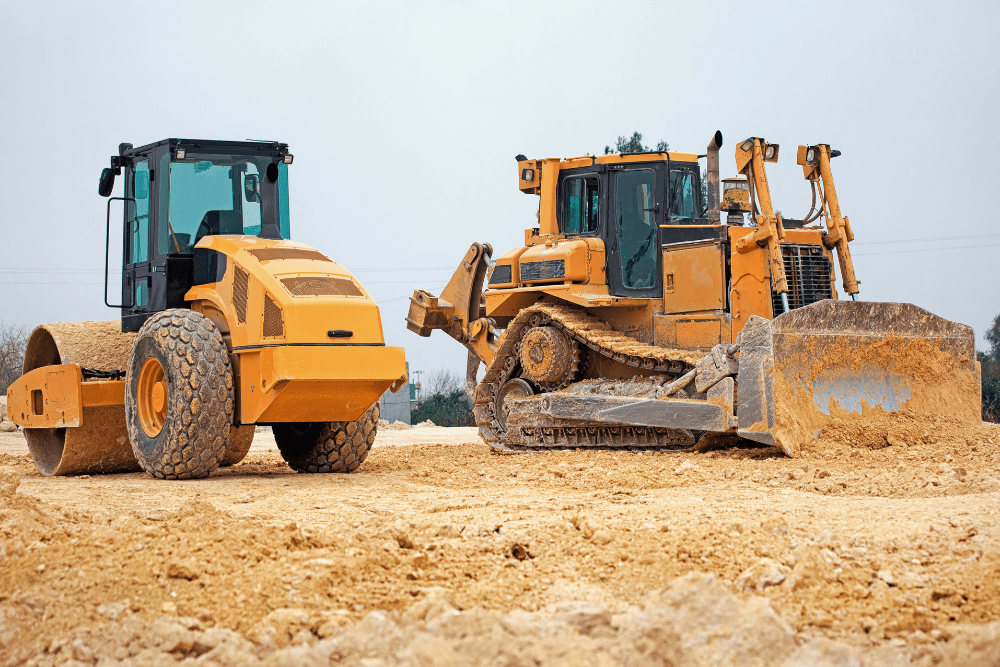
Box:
[407, 132, 982, 455]
[8, 139, 407, 479]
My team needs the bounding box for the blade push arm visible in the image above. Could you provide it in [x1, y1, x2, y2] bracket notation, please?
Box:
[797, 144, 860, 298]
[734, 137, 790, 312]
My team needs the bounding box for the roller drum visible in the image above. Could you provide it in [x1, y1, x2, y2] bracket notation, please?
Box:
[22, 321, 140, 476]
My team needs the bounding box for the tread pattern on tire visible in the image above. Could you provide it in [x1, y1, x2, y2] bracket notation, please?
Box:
[125, 309, 234, 480]
[275, 404, 379, 473]
[220, 425, 254, 467]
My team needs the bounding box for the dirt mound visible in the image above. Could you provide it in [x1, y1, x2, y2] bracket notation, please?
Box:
[16, 572, 952, 667]
[2, 420, 1000, 665]
[22, 571, 1000, 666]
[804, 410, 997, 455]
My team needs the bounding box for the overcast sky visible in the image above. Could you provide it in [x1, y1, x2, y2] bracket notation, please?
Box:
[2, 1, 998, 383]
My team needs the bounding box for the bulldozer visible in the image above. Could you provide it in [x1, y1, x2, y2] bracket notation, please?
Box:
[406, 132, 982, 455]
[7, 139, 407, 479]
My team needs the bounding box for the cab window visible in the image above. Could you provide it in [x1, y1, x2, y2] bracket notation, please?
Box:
[668, 170, 698, 220]
[559, 176, 599, 234]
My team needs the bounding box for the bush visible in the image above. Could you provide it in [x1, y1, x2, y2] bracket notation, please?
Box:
[981, 313, 1000, 423]
[410, 368, 475, 427]
[0, 322, 28, 395]
[411, 389, 475, 427]
[981, 351, 1000, 424]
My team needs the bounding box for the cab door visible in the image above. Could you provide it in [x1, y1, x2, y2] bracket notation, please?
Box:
[605, 164, 665, 298]
[122, 160, 152, 331]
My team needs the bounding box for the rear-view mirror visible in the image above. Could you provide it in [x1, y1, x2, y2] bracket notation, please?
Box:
[98, 168, 116, 197]
[244, 174, 260, 202]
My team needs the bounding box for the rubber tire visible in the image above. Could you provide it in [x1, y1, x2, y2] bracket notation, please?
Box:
[220, 425, 254, 467]
[125, 309, 234, 479]
[274, 403, 379, 473]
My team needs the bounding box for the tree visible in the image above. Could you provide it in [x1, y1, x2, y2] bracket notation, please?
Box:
[0, 322, 28, 395]
[986, 313, 1000, 366]
[604, 131, 669, 155]
[983, 314, 1000, 423]
[411, 368, 475, 427]
[981, 352, 999, 423]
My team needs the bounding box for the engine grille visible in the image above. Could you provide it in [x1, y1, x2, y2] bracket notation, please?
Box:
[280, 276, 363, 297]
[262, 293, 285, 337]
[772, 244, 833, 314]
[520, 260, 565, 281]
[247, 248, 332, 263]
[489, 264, 512, 285]
[232, 266, 249, 324]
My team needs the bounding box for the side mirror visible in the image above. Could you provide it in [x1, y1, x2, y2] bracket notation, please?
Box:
[98, 168, 116, 197]
[244, 174, 260, 202]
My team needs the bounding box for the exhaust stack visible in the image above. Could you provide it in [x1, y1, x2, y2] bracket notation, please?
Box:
[706, 130, 723, 224]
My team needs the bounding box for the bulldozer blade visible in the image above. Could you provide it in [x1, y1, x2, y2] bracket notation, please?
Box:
[738, 301, 981, 457]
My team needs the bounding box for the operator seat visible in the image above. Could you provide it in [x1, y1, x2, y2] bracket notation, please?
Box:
[194, 210, 243, 245]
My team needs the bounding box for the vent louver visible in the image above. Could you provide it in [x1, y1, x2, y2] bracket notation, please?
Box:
[262, 293, 285, 338]
[247, 248, 332, 263]
[280, 276, 364, 297]
[232, 266, 249, 324]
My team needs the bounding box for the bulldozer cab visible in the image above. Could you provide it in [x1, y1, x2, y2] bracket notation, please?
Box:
[555, 155, 710, 299]
[100, 139, 293, 332]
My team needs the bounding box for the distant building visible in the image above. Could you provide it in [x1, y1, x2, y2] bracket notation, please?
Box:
[378, 361, 413, 425]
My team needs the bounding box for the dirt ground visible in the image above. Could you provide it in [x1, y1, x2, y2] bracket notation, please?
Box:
[2, 413, 1000, 666]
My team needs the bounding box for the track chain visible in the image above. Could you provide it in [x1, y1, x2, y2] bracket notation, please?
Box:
[473, 303, 702, 453]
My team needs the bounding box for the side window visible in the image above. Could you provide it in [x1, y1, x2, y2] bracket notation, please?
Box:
[135, 278, 150, 307]
[559, 176, 599, 235]
[129, 162, 150, 264]
[277, 162, 291, 239]
[668, 170, 697, 220]
[582, 177, 599, 233]
[616, 169, 657, 289]
[241, 163, 262, 235]
[560, 178, 582, 234]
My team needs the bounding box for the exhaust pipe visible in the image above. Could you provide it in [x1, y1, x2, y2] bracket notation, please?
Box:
[706, 130, 723, 224]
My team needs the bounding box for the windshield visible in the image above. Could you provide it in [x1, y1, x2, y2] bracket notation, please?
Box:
[668, 169, 698, 220]
[159, 153, 290, 255]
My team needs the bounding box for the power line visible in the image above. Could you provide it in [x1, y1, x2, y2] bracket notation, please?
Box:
[853, 233, 999, 246]
[0, 281, 103, 286]
[854, 243, 1000, 257]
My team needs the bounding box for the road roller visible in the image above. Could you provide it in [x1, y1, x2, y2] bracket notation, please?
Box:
[7, 139, 408, 479]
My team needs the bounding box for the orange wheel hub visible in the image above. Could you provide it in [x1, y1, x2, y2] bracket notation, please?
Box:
[137, 357, 167, 438]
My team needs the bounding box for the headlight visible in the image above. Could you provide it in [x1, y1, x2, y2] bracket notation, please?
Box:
[175, 149, 186, 159]
[765, 145, 776, 159]
[740, 139, 754, 152]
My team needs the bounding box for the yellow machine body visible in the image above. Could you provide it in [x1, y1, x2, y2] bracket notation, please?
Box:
[9, 235, 406, 476]
[407, 133, 982, 455]
[184, 235, 406, 424]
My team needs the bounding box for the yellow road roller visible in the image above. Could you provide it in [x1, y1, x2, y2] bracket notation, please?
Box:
[8, 139, 407, 479]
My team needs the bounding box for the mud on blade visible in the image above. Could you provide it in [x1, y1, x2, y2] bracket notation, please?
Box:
[738, 301, 982, 456]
